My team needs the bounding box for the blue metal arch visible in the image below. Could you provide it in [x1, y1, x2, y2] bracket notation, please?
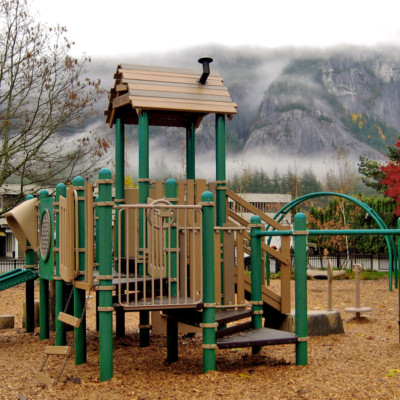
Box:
[268, 192, 397, 290]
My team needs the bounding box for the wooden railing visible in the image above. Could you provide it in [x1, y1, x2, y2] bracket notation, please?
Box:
[225, 188, 291, 314]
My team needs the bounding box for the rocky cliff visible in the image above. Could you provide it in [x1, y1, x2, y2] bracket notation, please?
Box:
[94, 46, 400, 173]
[244, 49, 400, 159]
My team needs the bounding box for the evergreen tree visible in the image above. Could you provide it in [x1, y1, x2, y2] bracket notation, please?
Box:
[272, 169, 281, 193]
[300, 166, 322, 195]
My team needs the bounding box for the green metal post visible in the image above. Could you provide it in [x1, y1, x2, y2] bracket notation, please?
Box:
[95, 195, 100, 332]
[115, 118, 125, 267]
[97, 169, 113, 382]
[186, 122, 195, 180]
[250, 216, 263, 354]
[294, 213, 308, 366]
[138, 111, 150, 347]
[115, 119, 126, 337]
[39, 190, 50, 340]
[166, 179, 178, 362]
[55, 184, 67, 345]
[215, 114, 226, 302]
[398, 218, 400, 341]
[73, 177, 86, 365]
[25, 195, 35, 333]
[201, 191, 216, 372]
[266, 256, 270, 286]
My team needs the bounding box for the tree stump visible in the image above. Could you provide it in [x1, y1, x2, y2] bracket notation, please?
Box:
[0, 315, 15, 329]
[280, 309, 344, 336]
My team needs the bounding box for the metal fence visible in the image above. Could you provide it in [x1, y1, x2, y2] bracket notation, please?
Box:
[268, 254, 390, 273]
[305, 254, 389, 271]
[0, 259, 25, 274]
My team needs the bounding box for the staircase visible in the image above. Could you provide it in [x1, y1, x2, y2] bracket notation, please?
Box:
[168, 306, 299, 351]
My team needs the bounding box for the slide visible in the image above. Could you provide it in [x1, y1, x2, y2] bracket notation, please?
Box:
[0, 268, 38, 291]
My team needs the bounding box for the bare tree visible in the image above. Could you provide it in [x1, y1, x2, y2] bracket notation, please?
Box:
[0, 0, 111, 212]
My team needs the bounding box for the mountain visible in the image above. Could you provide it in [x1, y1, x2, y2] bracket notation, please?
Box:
[244, 49, 400, 159]
[90, 46, 400, 177]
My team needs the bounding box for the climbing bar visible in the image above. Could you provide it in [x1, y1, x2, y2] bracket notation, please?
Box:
[34, 371, 56, 387]
[57, 312, 81, 328]
[44, 346, 72, 356]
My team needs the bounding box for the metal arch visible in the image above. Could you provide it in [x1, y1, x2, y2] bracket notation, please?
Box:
[267, 192, 397, 291]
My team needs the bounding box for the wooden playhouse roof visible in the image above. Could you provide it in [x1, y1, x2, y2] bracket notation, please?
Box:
[104, 63, 237, 128]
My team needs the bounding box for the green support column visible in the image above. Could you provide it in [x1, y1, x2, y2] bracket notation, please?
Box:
[294, 213, 308, 366]
[115, 118, 125, 266]
[55, 184, 67, 345]
[25, 194, 36, 334]
[398, 218, 400, 341]
[186, 122, 196, 180]
[215, 114, 226, 303]
[95, 195, 100, 332]
[201, 191, 216, 373]
[97, 169, 114, 382]
[39, 190, 50, 340]
[73, 177, 86, 365]
[250, 216, 263, 354]
[115, 119, 126, 337]
[138, 111, 150, 347]
[166, 179, 178, 362]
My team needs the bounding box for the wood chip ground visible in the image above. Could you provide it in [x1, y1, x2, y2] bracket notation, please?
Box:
[1, 279, 400, 399]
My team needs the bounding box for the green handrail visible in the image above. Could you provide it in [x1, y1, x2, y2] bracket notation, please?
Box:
[268, 192, 397, 291]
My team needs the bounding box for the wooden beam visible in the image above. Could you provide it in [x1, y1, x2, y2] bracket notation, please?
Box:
[226, 189, 285, 230]
[129, 98, 237, 115]
[122, 78, 228, 91]
[113, 93, 131, 108]
[122, 72, 224, 87]
[128, 83, 229, 97]
[127, 95, 236, 107]
[119, 68, 222, 82]
[119, 63, 221, 77]
[116, 84, 128, 92]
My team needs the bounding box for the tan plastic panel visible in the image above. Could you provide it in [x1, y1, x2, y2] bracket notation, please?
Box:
[59, 186, 75, 282]
[5, 198, 38, 252]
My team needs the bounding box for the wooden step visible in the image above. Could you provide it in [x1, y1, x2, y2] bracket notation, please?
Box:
[44, 346, 71, 356]
[216, 321, 253, 339]
[58, 312, 81, 328]
[217, 327, 298, 349]
[34, 371, 56, 387]
[215, 308, 252, 325]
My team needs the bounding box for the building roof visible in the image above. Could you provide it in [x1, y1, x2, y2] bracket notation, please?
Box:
[104, 63, 237, 128]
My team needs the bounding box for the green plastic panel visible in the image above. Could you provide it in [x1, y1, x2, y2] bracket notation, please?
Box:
[39, 197, 54, 280]
[0, 269, 38, 291]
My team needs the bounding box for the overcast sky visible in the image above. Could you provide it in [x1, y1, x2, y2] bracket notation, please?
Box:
[33, 0, 400, 58]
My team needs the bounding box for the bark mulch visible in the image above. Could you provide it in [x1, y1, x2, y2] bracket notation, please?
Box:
[0, 278, 400, 399]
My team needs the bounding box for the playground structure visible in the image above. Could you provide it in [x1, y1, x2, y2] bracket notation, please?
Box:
[2, 59, 400, 386]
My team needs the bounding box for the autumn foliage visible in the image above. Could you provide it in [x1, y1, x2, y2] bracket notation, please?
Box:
[381, 140, 400, 216]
